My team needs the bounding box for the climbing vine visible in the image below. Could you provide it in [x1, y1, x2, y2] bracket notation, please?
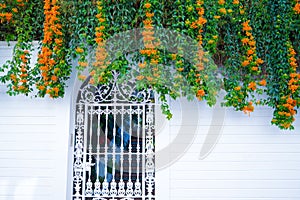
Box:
[0, 0, 299, 129]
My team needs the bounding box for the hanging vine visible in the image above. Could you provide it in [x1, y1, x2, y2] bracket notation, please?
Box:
[0, 0, 299, 129]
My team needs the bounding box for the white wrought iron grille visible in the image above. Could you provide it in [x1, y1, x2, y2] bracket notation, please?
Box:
[73, 71, 155, 200]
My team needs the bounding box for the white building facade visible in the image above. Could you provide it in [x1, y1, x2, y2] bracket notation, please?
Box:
[1, 43, 300, 200]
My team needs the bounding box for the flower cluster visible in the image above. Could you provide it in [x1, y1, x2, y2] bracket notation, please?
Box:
[194, 0, 207, 100]
[36, 0, 65, 98]
[294, 0, 300, 14]
[90, 0, 110, 85]
[288, 46, 300, 94]
[9, 49, 31, 93]
[272, 43, 300, 130]
[240, 20, 264, 114]
[0, 3, 13, 23]
[0, 0, 299, 130]
[139, 1, 161, 82]
[272, 96, 297, 129]
[0, 0, 27, 23]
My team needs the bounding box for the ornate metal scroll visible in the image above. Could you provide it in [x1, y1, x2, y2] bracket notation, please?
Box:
[72, 70, 155, 200]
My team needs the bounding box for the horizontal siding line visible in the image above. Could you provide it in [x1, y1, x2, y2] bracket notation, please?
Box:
[0, 132, 55, 134]
[170, 178, 300, 181]
[0, 160, 54, 162]
[0, 168, 54, 170]
[169, 179, 300, 181]
[171, 169, 300, 172]
[170, 143, 300, 144]
[169, 125, 300, 127]
[0, 141, 56, 143]
[170, 151, 300, 153]
[0, 195, 51, 197]
[170, 198, 300, 199]
[0, 184, 51, 187]
[0, 124, 56, 125]
[0, 116, 56, 118]
[0, 176, 55, 178]
[170, 188, 300, 190]
[169, 169, 300, 172]
[171, 161, 300, 163]
[0, 183, 52, 188]
[0, 150, 55, 152]
[189, 152, 300, 154]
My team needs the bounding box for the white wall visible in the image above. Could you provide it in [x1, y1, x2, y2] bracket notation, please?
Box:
[1, 42, 300, 200]
[156, 98, 300, 200]
[0, 42, 72, 200]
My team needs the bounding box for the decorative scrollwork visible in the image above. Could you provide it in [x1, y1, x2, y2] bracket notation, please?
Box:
[78, 70, 153, 104]
[73, 70, 155, 200]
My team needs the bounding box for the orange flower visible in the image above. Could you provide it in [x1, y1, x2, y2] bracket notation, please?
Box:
[177, 67, 184, 72]
[197, 17, 207, 25]
[54, 68, 60, 74]
[153, 73, 160, 77]
[78, 61, 88, 67]
[293, 3, 300, 14]
[251, 66, 258, 71]
[38, 85, 46, 90]
[0, 3, 6, 9]
[197, 89, 205, 97]
[144, 3, 151, 9]
[10, 74, 17, 81]
[53, 87, 59, 96]
[256, 58, 264, 64]
[20, 73, 28, 78]
[136, 75, 145, 81]
[243, 101, 254, 115]
[219, 8, 227, 14]
[248, 82, 256, 90]
[146, 12, 154, 18]
[75, 47, 84, 53]
[138, 62, 146, 68]
[290, 73, 298, 78]
[218, 0, 225, 5]
[89, 78, 95, 85]
[78, 75, 86, 81]
[247, 49, 254, 55]
[98, 18, 105, 23]
[248, 40, 256, 46]
[214, 15, 221, 19]
[241, 38, 249, 45]
[233, 0, 239, 4]
[208, 40, 214, 44]
[242, 21, 252, 31]
[51, 75, 58, 82]
[242, 60, 250, 67]
[259, 79, 267, 86]
[18, 85, 25, 90]
[146, 76, 154, 81]
[5, 13, 13, 21]
[234, 86, 241, 91]
[289, 85, 299, 93]
[289, 47, 297, 56]
[170, 54, 177, 60]
[12, 8, 18, 13]
[21, 67, 27, 73]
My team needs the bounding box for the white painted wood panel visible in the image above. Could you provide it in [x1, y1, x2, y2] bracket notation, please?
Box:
[156, 98, 300, 200]
[2, 41, 300, 200]
[0, 42, 72, 200]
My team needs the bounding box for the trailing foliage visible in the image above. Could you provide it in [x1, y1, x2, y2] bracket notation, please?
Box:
[0, 0, 299, 129]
